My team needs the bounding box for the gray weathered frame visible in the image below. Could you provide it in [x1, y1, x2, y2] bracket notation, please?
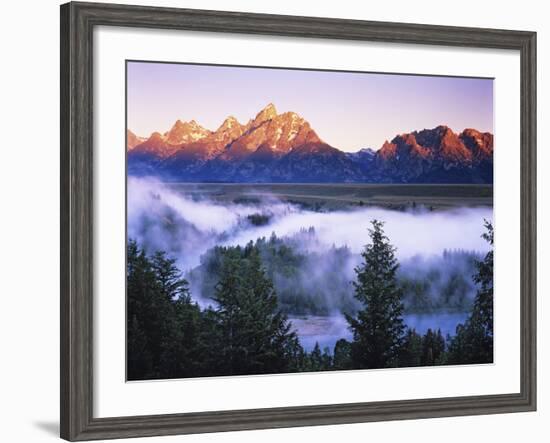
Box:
[60, 1, 537, 441]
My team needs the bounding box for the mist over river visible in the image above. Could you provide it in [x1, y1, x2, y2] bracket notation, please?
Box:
[128, 177, 492, 351]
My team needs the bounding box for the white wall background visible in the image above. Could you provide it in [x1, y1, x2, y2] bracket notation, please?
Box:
[0, 0, 546, 442]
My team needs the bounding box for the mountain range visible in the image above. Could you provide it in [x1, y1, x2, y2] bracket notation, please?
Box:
[127, 103, 493, 184]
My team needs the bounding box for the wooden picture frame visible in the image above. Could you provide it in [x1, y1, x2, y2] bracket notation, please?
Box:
[60, 1, 536, 440]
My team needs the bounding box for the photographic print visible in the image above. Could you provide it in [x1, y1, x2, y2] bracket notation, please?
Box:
[126, 61, 494, 381]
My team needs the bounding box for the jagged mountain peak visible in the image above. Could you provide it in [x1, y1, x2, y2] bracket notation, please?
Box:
[414, 126, 471, 162]
[170, 119, 204, 130]
[459, 128, 493, 161]
[127, 129, 146, 150]
[368, 125, 494, 183]
[222, 107, 321, 157]
[461, 127, 487, 138]
[413, 125, 457, 144]
[217, 115, 242, 131]
[148, 131, 164, 141]
[165, 119, 210, 145]
[130, 131, 171, 157]
[252, 103, 278, 126]
[128, 109, 493, 184]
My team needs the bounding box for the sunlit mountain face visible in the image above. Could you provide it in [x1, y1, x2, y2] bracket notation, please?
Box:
[127, 103, 493, 184]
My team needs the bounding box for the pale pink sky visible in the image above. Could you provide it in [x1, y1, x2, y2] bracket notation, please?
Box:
[127, 61, 493, 152]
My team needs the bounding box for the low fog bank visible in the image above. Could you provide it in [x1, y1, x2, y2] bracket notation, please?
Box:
[128, 177, 297, 271]
[128, 177, 492, 315]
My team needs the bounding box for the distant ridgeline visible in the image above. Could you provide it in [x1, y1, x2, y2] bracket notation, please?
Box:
[127, 103, 493, 184]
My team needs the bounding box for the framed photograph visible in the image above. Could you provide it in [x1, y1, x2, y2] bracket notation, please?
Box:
[60, 1, 536, 441]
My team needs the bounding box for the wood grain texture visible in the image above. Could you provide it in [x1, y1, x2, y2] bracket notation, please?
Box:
[60, 2, 537, 441]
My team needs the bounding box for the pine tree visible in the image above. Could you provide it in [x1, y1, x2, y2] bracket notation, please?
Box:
[196, 306, 224, 376]
[152, 250, 201, 378]
[333, 339, 352, 370]
[127, 314, 152, 379]
[212, 245, 301, 375]
[127, 240, 202, 379]
[448, 221, 494, 364]
[127, 240, 169, 379]
[308, 342, 323, 371]
[321, 347, 333, 370]
[399, 329, 422, 367]
[473, 221, 494, 340]
[346, 220, 405, 369]
[150, 250, 189, 301]
[421, 328, 446, 365]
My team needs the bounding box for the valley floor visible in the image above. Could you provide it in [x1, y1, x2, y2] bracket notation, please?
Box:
[163, 182, 493, 210]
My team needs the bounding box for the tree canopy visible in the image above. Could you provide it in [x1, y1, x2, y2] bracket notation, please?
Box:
[127, 220, 494, 379]
[346, 220, 406, 369]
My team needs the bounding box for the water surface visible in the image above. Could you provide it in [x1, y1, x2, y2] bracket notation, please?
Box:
[289, 312, 469, 352]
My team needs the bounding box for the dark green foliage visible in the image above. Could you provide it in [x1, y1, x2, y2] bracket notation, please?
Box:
[473, 223, 494, 339]
[127, 314, 152, 378]
[399, 329, 423, 367]
[192, 231, 358, 316]
[246, 212, 271, 226]
[398, 249, 481, 313]
[308, 343, 323, 371]
[421, 329, 446, 365]
[346, 220, 406, 369]
[150, 250, 189, 301]
[303, 342, 332, 372]
[127, 240, 203, 380]
[195, 306, 224, 374]
[447, 221, 494, 364]
[208, 244, 301, 375]
[398, 328, 447, 367]
[333, 339, 352, 370]
[321, 347, 333, 370]
[127, 239, 307, 379]
[127, 219, 493, 379]
[192, 232, 482, 316]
